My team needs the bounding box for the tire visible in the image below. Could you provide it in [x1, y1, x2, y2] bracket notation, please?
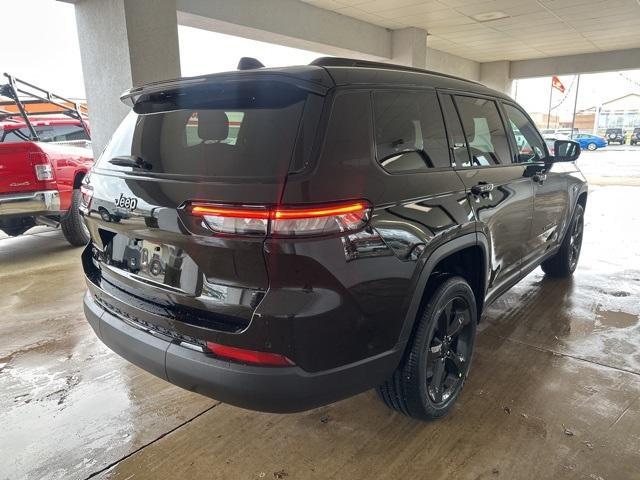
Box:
[377, 276, 477, 421]
[587, 142, 597, 151]
[61, 189, 90, 246]
[541, 203, 584, 277]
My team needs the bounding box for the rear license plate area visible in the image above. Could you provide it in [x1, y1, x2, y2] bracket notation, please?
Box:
[105, 234, 199, 294]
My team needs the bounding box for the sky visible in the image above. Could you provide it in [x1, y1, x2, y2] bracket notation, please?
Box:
[2, 0, 640, 118]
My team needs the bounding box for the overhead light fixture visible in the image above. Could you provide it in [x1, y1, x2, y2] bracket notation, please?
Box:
[471, 11, 510, 22]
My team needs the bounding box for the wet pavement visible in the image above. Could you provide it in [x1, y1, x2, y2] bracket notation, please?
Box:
[1, 153, 639, 479]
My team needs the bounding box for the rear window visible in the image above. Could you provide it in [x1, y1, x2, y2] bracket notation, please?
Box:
[1, 124, 89, 143]
[373, 90, 450, 172]
[98, 81, 313, 178]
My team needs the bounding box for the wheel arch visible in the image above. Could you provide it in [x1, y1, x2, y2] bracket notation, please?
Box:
[397, 233, 489, 350]
[73, 170, 88, 189]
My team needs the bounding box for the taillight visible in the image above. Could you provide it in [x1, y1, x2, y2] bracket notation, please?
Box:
[206, 342, 294, 367]
[80, 184, 94, 210]
[30, 152, 54, 181]
[190, 204, 270, 235]
[272, 201, 370, 237]
[188, 200, 371, 237]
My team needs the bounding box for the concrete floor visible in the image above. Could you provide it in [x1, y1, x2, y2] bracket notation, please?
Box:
[1, 151, 639, 480]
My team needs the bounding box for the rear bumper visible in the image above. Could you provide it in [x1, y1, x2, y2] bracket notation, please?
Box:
[0, 190, 60, 216]
[84, 291, 400, 413]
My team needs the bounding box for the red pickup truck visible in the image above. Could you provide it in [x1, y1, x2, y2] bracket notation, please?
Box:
[0, 74, 93, 246]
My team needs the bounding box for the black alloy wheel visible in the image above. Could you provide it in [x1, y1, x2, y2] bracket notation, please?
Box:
[377, 276, 477, 420]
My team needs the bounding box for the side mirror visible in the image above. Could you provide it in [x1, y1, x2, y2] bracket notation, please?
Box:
[552, 139, 580, 162]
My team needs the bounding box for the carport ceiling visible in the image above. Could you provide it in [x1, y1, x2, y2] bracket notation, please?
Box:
[301, 0, 640, 62]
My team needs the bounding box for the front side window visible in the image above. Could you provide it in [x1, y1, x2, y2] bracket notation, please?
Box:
[454, 96, 511, 167]
[502, 103, 546, 163]
[373, 90, 450, 172]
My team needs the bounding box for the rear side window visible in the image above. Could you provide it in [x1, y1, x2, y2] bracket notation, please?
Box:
[373, 90, 450, 172]
[454, 96, 511, 166]
[502, 103, 546, 163]
[98, 81, 310, 178]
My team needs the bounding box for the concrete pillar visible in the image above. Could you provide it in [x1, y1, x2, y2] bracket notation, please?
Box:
[479, 60, 513, 96]
[74, 0, 181, 156]
[391, 28, 427, 68]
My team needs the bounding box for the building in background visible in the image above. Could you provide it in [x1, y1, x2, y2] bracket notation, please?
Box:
[530, 93, 640, 135]
[579, 93, 640, 134]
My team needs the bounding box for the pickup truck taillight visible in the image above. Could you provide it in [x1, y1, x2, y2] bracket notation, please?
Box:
[187, 200, 372, 237]
[29, 152, 54, 181]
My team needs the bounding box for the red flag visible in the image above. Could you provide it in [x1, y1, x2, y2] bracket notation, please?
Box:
[551, 75, 565, 93]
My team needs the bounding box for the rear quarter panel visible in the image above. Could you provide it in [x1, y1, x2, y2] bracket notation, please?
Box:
[271, 89, 475, 371]
[38, 142, 93, 210]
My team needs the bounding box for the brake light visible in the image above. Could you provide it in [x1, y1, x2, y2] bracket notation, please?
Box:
[30, 152, 54, 181]
[188, 200, 371, 237]
[80, 184, 94, 210]
[190, 204, 270, 235]
[206, 342, 294, 367]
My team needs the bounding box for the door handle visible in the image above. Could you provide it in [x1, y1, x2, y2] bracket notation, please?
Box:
[470, 182, 494, 196]
[532, 172, 547, 184]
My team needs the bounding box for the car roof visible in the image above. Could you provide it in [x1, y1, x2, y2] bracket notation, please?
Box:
[123, 57, 510, 105]
[314, 57, 510, 100]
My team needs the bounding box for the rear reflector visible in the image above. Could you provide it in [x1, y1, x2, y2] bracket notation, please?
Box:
[206, 342, 294, 367]
[188, 201, 371, 237]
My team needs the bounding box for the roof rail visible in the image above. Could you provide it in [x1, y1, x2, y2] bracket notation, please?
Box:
[309, 57, 483, 86]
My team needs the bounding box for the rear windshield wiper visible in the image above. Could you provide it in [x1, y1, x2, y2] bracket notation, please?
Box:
[109, 155, 152, 170]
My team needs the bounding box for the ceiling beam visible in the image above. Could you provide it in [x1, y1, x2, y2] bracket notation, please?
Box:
[511, 48, 640, 78]
[177, 0, 392, 60]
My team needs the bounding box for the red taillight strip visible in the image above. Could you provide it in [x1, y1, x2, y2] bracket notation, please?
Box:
[190, 204, 270, 219]
[273, 201, 369, 219]
[188, 200, 371, 237]
[189, 201, 370, 220]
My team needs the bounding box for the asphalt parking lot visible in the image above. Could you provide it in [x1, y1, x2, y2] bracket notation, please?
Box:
[1, 149, 639, 480]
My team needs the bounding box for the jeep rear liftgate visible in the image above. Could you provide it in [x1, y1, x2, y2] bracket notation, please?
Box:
[81, 77, 324, 346]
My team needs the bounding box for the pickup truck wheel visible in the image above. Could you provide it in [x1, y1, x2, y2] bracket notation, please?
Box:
[541, 204, 584, 277]
[377, 276, 477, 421]
[61, 189, 90, 246]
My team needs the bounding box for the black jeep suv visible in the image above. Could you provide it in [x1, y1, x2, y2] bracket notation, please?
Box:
[80, 58, 587, 421]
[605, 127, 624, 145]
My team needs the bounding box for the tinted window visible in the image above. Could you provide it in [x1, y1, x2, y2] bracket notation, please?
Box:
[98, 82, 308, 178]
[1, 128, 30, 142]
[36, 124, 90, 142]
[454, 96, 511, 166]
[373, 90, 450, 172]
[185, 111, 244, 147]
[1, 124, 89, 143]
[321, 91, 371, 168]
[502, 103, 546, 163]
[440, 94, 470, 168]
